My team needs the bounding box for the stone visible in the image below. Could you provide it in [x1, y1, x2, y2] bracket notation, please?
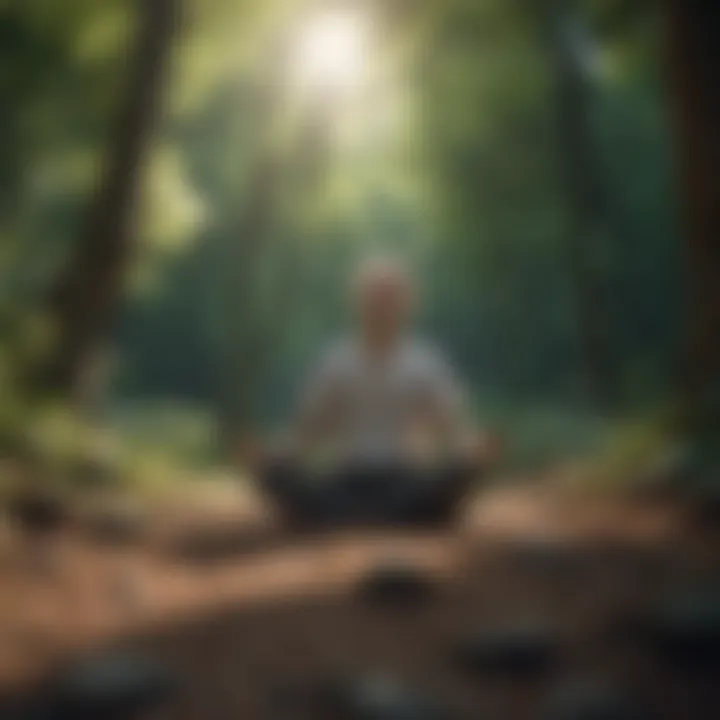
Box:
[641, 590, 720, 670]
[316, 672, 458, 720]
[541, 680, 648, 720]
[357, 562, 438, 606]
[451, 619, 560, 677]
[44, 650, 173, 719]
[7, 492, 67, 536]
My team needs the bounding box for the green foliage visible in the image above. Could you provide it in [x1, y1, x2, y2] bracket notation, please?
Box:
[592, 415, 674, 484]
[1, 0, 682, 469]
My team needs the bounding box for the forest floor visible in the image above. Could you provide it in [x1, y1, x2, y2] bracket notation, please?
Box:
[0, 476, 718, 719]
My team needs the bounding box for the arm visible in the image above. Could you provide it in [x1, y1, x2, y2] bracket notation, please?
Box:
[285, 345, 347, 458]
[235, 345, 346, 469]
[421, 348, 500, 465]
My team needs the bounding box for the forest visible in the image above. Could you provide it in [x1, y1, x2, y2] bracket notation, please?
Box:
[0, 0, 717, 483]
[0, 1, 719, 718]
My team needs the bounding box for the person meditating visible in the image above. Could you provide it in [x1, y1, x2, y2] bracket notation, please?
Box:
[244, 256, 495, 526]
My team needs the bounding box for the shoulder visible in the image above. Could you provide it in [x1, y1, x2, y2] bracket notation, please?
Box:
[404, 338, 453, 375]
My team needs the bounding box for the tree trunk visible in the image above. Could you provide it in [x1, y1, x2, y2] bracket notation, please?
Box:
[42, 0, 180, 398]
[544, 1, 617, 410]
[663, 0, 720, 431]
[215, 99, 332, 454]
[215, 155, 280, 450]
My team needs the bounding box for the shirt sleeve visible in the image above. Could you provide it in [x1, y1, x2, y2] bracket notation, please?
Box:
[421, 345, 470, 434]
[294, 344, 347, 438]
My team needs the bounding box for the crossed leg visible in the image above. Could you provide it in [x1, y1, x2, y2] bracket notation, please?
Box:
[258, 458, 480, 527]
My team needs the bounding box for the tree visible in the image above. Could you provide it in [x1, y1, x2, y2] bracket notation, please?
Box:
[542, 0, 619, 409]
[663, 0, 720, 432]
[215, 95, 333, 450]
[42, 0, 181, 399]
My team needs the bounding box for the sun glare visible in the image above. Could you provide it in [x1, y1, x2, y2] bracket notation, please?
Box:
[292, 8, 370, 97]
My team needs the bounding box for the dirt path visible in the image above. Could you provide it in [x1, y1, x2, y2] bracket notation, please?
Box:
[0, 484, 716, 719]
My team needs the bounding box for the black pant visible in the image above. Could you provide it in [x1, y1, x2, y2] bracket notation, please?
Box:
[259, 459, 479, 525]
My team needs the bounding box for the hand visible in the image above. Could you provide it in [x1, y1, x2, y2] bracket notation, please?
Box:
[234, 433, 265, 471]
[461, 429, 503, 468]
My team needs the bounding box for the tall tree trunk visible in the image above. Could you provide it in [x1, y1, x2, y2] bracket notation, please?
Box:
[215, 103, 331, 454]
[42, 0, 180, 399]
[544, 1, 617, 410]
[664, 0, 720, 432]
[215, 155, 280, 450]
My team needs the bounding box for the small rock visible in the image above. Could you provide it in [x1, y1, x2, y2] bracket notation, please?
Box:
[641, 589, 720, 670]
[451, 619, 560, 677]
[317, 672, 456, 720]
[45, 650, 173, 718]
[357, 562, 438, 606]
[7, 492, 67, 536]
[541, 680, 648, 720]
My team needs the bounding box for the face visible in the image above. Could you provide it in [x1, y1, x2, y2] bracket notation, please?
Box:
[356, 263, 413, 347]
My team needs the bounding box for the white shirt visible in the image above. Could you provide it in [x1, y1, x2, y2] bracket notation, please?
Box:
[295, 336, 467, 463]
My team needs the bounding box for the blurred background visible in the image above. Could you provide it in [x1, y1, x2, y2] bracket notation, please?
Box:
[1, 0, 716, 482]
[0, 0, 718, 715]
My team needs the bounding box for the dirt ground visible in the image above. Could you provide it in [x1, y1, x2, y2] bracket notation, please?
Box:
[0, 482, 717, 719]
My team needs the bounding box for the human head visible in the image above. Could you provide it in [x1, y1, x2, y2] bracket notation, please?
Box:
[351, 255, 415, 349]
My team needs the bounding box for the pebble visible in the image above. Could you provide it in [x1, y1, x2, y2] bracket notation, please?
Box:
[541, 680, 649, 720]
[357, 562, 438, 607]
[451, 618, 560, 677]
[641, 589, 720, 670]
[42, 650, 174, 718]
[315, 671, 461, 720]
